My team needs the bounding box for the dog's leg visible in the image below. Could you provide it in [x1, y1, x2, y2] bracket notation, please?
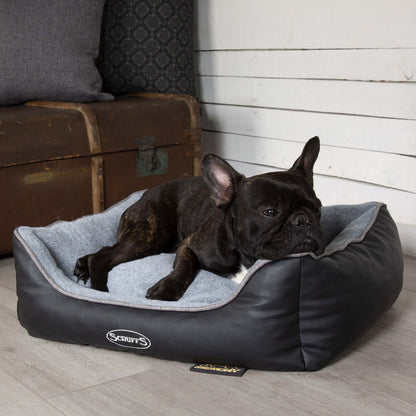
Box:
[146, 244, 199, 301]
[74, 238, 144, 292]
[74, 216, 175, 291]
[86, 245, 120, 292]
[74, 244, 135, 286]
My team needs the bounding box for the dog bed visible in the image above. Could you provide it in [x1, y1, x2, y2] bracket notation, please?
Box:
[13, 191, 403, 371]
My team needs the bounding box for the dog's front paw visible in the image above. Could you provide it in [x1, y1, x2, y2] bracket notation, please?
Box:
[74, 255, 90, 284]
[146, 278, 183, 301]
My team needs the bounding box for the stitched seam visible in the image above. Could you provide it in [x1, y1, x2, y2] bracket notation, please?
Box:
[298, 257, 306, 370]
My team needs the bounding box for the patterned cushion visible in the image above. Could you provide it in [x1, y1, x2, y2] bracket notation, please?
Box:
[98, 0, 196, 97]
[0, 0, 113, 106]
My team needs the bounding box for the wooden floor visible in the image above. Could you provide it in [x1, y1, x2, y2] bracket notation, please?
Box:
[0, 255, 415, 416]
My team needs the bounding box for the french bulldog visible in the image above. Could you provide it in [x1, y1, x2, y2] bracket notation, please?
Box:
[74, 136, 324, 301]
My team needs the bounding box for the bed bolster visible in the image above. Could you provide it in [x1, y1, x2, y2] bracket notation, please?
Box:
[300, 205, 403, 370]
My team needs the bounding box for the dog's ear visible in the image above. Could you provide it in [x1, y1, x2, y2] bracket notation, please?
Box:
[290, 136, 320, 187]
[201, 154, 243, 208]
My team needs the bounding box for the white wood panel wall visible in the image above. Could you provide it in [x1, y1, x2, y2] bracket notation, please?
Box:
[194, 0, 416, 256]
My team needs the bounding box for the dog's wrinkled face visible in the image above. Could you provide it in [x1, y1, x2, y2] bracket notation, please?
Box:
[232, 172, 324, 260]
[202, 137, 325, 261]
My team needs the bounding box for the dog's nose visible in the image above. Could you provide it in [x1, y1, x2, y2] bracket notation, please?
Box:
[291, 213, 310, 227]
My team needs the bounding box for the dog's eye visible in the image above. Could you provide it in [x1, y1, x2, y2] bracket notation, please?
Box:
[262, 208, 276, 217]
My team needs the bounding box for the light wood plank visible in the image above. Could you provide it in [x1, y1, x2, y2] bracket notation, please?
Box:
[48, 362, 282, 416]
[0, 284, 17, 316]
[198, 76, 416, 120]
[403, 256, 416, 292]
[0, 256, 17, 315]
[0, 256, 14, 282]
[47, 373, 183, 416]
[377, 289, 416, 338]
[197, 49, 416, 82]
[398, 226, 416, 259]
[0, 368, 64, 416]
[201, 103, 416, 156]
[0, 309, 152, 399]
[196, 0, 416, 50]
[202, 131, 416, 192]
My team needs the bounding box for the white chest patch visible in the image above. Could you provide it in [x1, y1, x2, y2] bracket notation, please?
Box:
[230, 265, 248, 284]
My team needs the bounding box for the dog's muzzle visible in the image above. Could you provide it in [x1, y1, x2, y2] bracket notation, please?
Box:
[294, 236, 324, 255]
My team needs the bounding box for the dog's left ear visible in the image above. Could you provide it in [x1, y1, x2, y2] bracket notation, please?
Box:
[201, 154, 243, 208]
[290, 136, 320, 187]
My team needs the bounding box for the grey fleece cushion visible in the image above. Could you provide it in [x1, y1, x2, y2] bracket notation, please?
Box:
[0, 0, 114, 106]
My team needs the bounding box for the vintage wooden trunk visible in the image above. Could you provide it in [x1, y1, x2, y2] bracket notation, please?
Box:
[0, 93, 201, 254]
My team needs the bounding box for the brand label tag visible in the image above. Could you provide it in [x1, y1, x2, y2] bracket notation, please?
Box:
[106, 329, 151, 350]
[190, 363, 247, 377]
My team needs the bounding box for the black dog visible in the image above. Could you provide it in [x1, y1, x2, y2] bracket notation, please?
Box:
[75, 137, 324, 301]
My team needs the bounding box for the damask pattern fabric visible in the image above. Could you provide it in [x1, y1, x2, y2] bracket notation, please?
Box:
[0, 0, 113, 106]
[98, 0, 196, 97]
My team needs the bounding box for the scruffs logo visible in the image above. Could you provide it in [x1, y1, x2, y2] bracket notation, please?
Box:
[106, 329, 151, 350]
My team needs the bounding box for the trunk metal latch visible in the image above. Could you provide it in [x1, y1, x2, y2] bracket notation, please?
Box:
[134, 136, 168, 177]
